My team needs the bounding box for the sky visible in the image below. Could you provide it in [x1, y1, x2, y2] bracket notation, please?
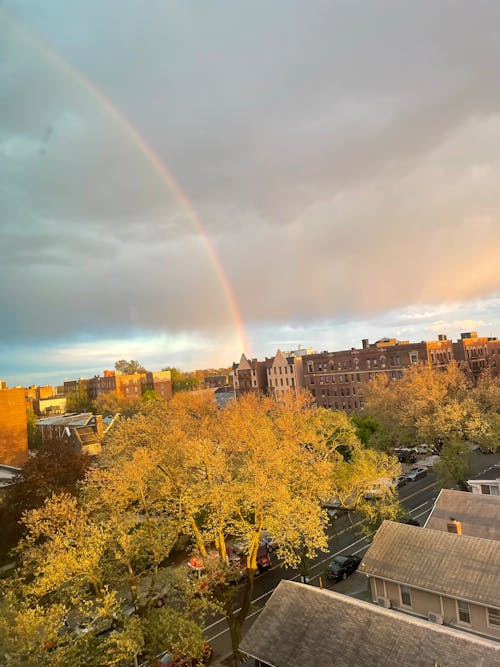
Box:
[1, 1, 500, 387]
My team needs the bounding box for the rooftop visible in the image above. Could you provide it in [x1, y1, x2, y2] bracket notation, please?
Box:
[424, 489, 500, 541]
[468, 464, 500, 483]
[359, 520, 500, 608]
[240, 580, 500, 667]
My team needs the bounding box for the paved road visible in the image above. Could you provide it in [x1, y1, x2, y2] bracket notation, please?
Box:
[206, 450, 500, 665]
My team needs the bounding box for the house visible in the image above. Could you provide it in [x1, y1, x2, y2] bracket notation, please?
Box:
[239, 580, 500, 666]
[468, 465, 500, 496]
[359, 520, 500, 641]
[36, 413, 105, 456]
[425, 488, 500, 541]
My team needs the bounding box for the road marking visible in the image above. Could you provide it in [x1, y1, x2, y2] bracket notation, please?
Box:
[410, 499, 433, 514]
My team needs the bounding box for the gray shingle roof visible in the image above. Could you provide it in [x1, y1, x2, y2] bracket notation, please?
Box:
[240, 580, 500, 667]
[359, 520, 500, 607]
[468, 464, 500, 482]
[425, 488, 500, 541]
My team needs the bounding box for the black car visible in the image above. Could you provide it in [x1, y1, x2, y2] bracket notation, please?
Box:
[327, 554, 362, 581]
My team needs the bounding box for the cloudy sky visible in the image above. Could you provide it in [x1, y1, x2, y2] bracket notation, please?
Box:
[1, 1, 500, 386]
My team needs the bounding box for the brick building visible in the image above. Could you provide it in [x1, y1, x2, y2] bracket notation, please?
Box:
[0, 387, 28, 466]
[64, 369, 173, 402]
[453, 332, 497, 379]
[232, 353, 268, 397]
[301, 335, 454, 412]
[266, 349, 304, 399]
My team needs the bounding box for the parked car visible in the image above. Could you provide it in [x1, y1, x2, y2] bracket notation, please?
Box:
[406, 467, 427, 482]
[363, 478, 395, 500]
[259, 532, 279, 552]
[327, 554, 361, 581]
[394, 475, 407, 489]
[157, 643, 213, 666]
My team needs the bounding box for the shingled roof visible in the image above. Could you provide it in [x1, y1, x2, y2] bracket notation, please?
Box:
[240, 580, 500, 667]
[424, 488, 500, 541]
[359, 520, 500, 607]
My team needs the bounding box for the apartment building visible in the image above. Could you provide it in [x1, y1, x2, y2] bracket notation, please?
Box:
[300, 332, 498, 412]
[232, 353, 268, 397]
[64, 369, 172, 402]
[301, 336, 450, 412]
[359, 520, 500, 641]
[265, 349, 304, 399]
[453, 332, 498, 379]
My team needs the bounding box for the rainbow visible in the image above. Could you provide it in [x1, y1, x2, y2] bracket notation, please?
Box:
[2, 9, 250, 356]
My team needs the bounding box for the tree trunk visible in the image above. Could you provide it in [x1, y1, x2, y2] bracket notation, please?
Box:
[221, 567, 257, 666]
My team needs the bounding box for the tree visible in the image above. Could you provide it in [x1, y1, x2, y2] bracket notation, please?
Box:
[93, 392, 142, 418]
[4, 392, 400, 667]
[26, 408, 41, 450]
[434, 438, 473, 490]
[66, 381, 93, 413]
[364, 363, 491, 450]
[101, 391, 399, 665]
[0, 438, 91, 564]
[161, 367, 200, 393]
[115, 360, 146, 375]
[471, 371, 500, 452]
[1, 465, 208, 666]
[350, 413, 379, 446]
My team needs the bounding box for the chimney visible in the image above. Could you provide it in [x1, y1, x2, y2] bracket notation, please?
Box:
[438, 334, 447, 341]
[362, 339, 369, 349]
[447, 518, 462, 535]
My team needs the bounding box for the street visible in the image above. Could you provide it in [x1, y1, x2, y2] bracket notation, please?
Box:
[206, 450, 500, 665]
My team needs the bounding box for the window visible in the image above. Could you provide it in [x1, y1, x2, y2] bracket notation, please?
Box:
[481, 484, 499, 496]
[488, 607, 500, 628]
[308, 362, 314, 373]
[457, 599, 470, 624]
[400, 585, 412, 607]
[310, 377, 314, 385]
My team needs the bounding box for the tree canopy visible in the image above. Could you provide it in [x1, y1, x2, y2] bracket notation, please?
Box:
[114, 360, 146, 375]
[364, 363, 499, 451]
[1, 391, 400, 667]
[161, 367, 200, 393]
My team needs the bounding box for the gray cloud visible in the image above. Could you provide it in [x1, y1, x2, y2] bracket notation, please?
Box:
[1, 1, 500, 370]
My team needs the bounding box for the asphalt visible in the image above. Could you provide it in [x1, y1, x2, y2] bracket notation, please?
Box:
[206, 450, 500, 665]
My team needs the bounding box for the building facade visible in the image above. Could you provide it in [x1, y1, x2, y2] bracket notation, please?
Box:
[0, 387, 29, 466]
[360, 521, 500, 642]
[265, 349, 304, 399]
